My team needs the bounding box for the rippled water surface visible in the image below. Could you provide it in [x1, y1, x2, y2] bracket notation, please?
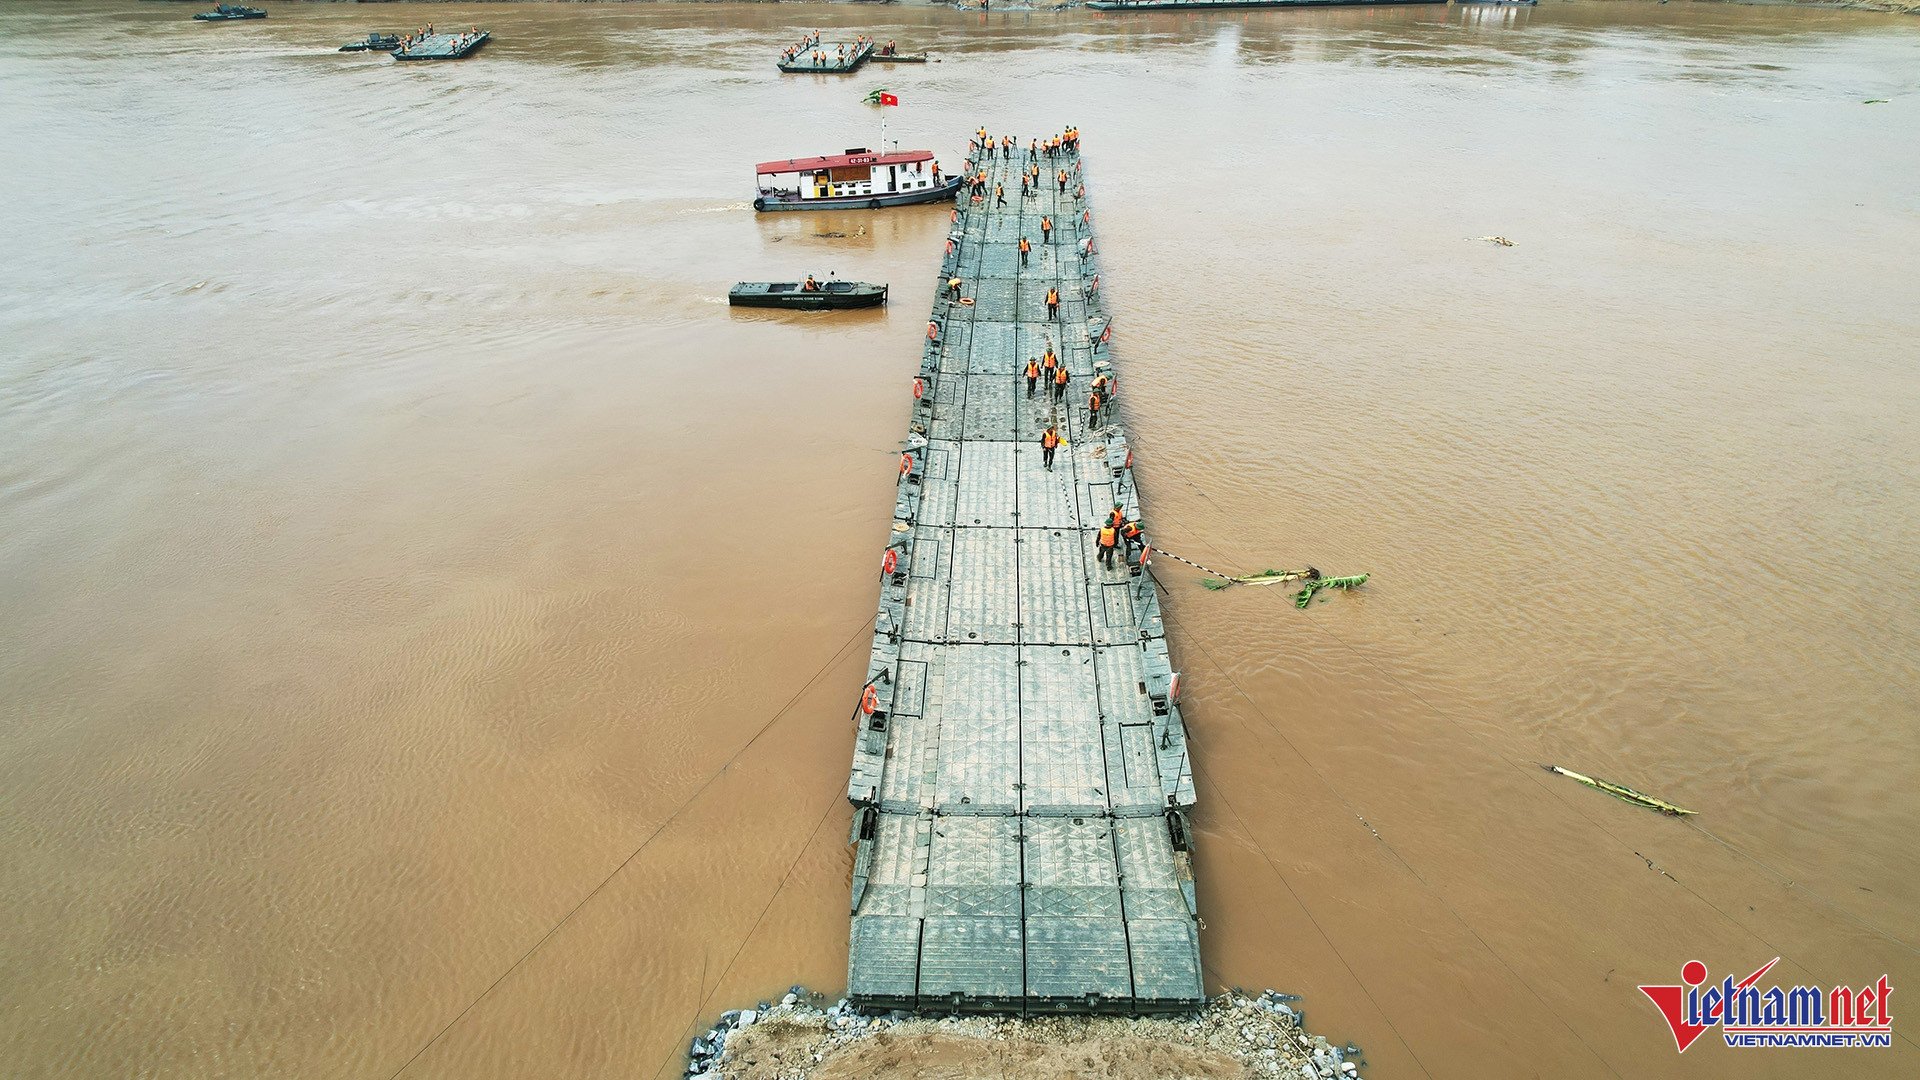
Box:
[2, 2, 1918, 1077]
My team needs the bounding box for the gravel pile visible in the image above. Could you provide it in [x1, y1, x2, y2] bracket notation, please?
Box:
[685, 987, 1364, 1080]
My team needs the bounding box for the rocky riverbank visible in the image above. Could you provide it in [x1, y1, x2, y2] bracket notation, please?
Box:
[684, 988, 1365, 1080]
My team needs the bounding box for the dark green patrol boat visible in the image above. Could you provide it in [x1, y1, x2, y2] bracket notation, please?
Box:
[194, 5, 266, 20]
[339, 34, 402, 53]
[729, 280, 888, 310]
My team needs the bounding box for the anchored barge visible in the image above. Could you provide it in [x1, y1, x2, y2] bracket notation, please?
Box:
[778, 40, 875, 74]
[845, 133, 1203, 1014]
[754, 148, 960, 213]
[393, 30, 490, 62]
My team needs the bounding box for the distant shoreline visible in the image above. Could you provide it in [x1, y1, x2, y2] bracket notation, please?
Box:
[145, 0, 1920, 14]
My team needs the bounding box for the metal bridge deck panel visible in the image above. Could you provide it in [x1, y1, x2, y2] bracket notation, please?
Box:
[848, 138, 1202, 1013]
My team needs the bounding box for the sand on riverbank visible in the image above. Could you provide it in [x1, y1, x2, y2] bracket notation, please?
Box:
[685, 989, 1365, 1080]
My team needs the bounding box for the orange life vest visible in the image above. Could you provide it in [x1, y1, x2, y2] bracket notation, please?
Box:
[1025, 361, 1040, 379]
[1098, 525, 1117, 548]
[1042, 351, 1056, 370]
[1046, 288, 1059, 305]
[1041, 429, 1059, 449]
[1054, 367, 1068, 386]
[1088, 393, 1102, 410]
[1122, 521, 1142, 540]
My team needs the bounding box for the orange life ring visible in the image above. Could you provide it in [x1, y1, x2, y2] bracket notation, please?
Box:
[860, 684, 880, 715]
[899, 452, 912, 476]
[927, 321, 939, 341]
[881, 548, 898, 576]
[912, 377, 925, 399]
[958, 297, 974, 306]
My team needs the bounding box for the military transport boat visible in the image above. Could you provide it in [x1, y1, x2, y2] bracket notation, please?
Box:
[339, 34, 403, 53]
[729, 280, 888, 310]
[194, 5, 266, 21]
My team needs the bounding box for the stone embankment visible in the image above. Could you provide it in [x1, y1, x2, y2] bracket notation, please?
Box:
[685, 988, 1366, 1080]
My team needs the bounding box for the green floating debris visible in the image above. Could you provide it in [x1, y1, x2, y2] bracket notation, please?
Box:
[1542, 764, 1696, 816]
[1200, 577, 1231, 591]
[1294, 573, 1369, 609]
[1864, 99, 1889, 104]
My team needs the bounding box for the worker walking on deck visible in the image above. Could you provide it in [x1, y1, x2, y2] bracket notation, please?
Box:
[1052, 363, 1069, 402]
[1041, 424, 1060, 471]
[1057, 169, 1068, 193]
[1045, 285, 1060, 320]
[1088, 389, 1104, 430]
[1018, 236, 1030, 266]
[1098, 521, 1119, 568]
[1025, 358, 1040, 398]
[1040, 216, 1052, 244]
[995, 182, 1005, 206]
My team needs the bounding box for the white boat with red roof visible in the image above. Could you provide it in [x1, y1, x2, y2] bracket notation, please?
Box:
[753, 148, 960, 213]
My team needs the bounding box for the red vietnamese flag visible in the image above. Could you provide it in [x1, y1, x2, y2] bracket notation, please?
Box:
[878, 92, 899, 107]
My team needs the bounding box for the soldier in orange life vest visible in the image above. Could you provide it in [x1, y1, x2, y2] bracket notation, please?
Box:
[1024, 357, 1040, 398]
[1040, 216, 1052, 243]
[1106, 503, 1125, 531]
[1097, 520, 1119, 568]
[1121, 518, 1145, 558]
[1052, 363, 1069, 402]
[1045, 286, 1060, 319]
[1040, 424, 1060, 471]
[1018, 235, 1030, 266]
[1088, 389, 1104, 429]
[995, 182, 1005, 206]
[1041, 347, 1057, 378]
[1057, 168, 1068, 193]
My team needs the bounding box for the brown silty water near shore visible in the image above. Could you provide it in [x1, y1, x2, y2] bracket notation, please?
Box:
[2, 2, 1917, 1078]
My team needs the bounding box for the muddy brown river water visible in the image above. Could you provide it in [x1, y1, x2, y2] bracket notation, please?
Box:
[2, 2, 1918, 1078]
